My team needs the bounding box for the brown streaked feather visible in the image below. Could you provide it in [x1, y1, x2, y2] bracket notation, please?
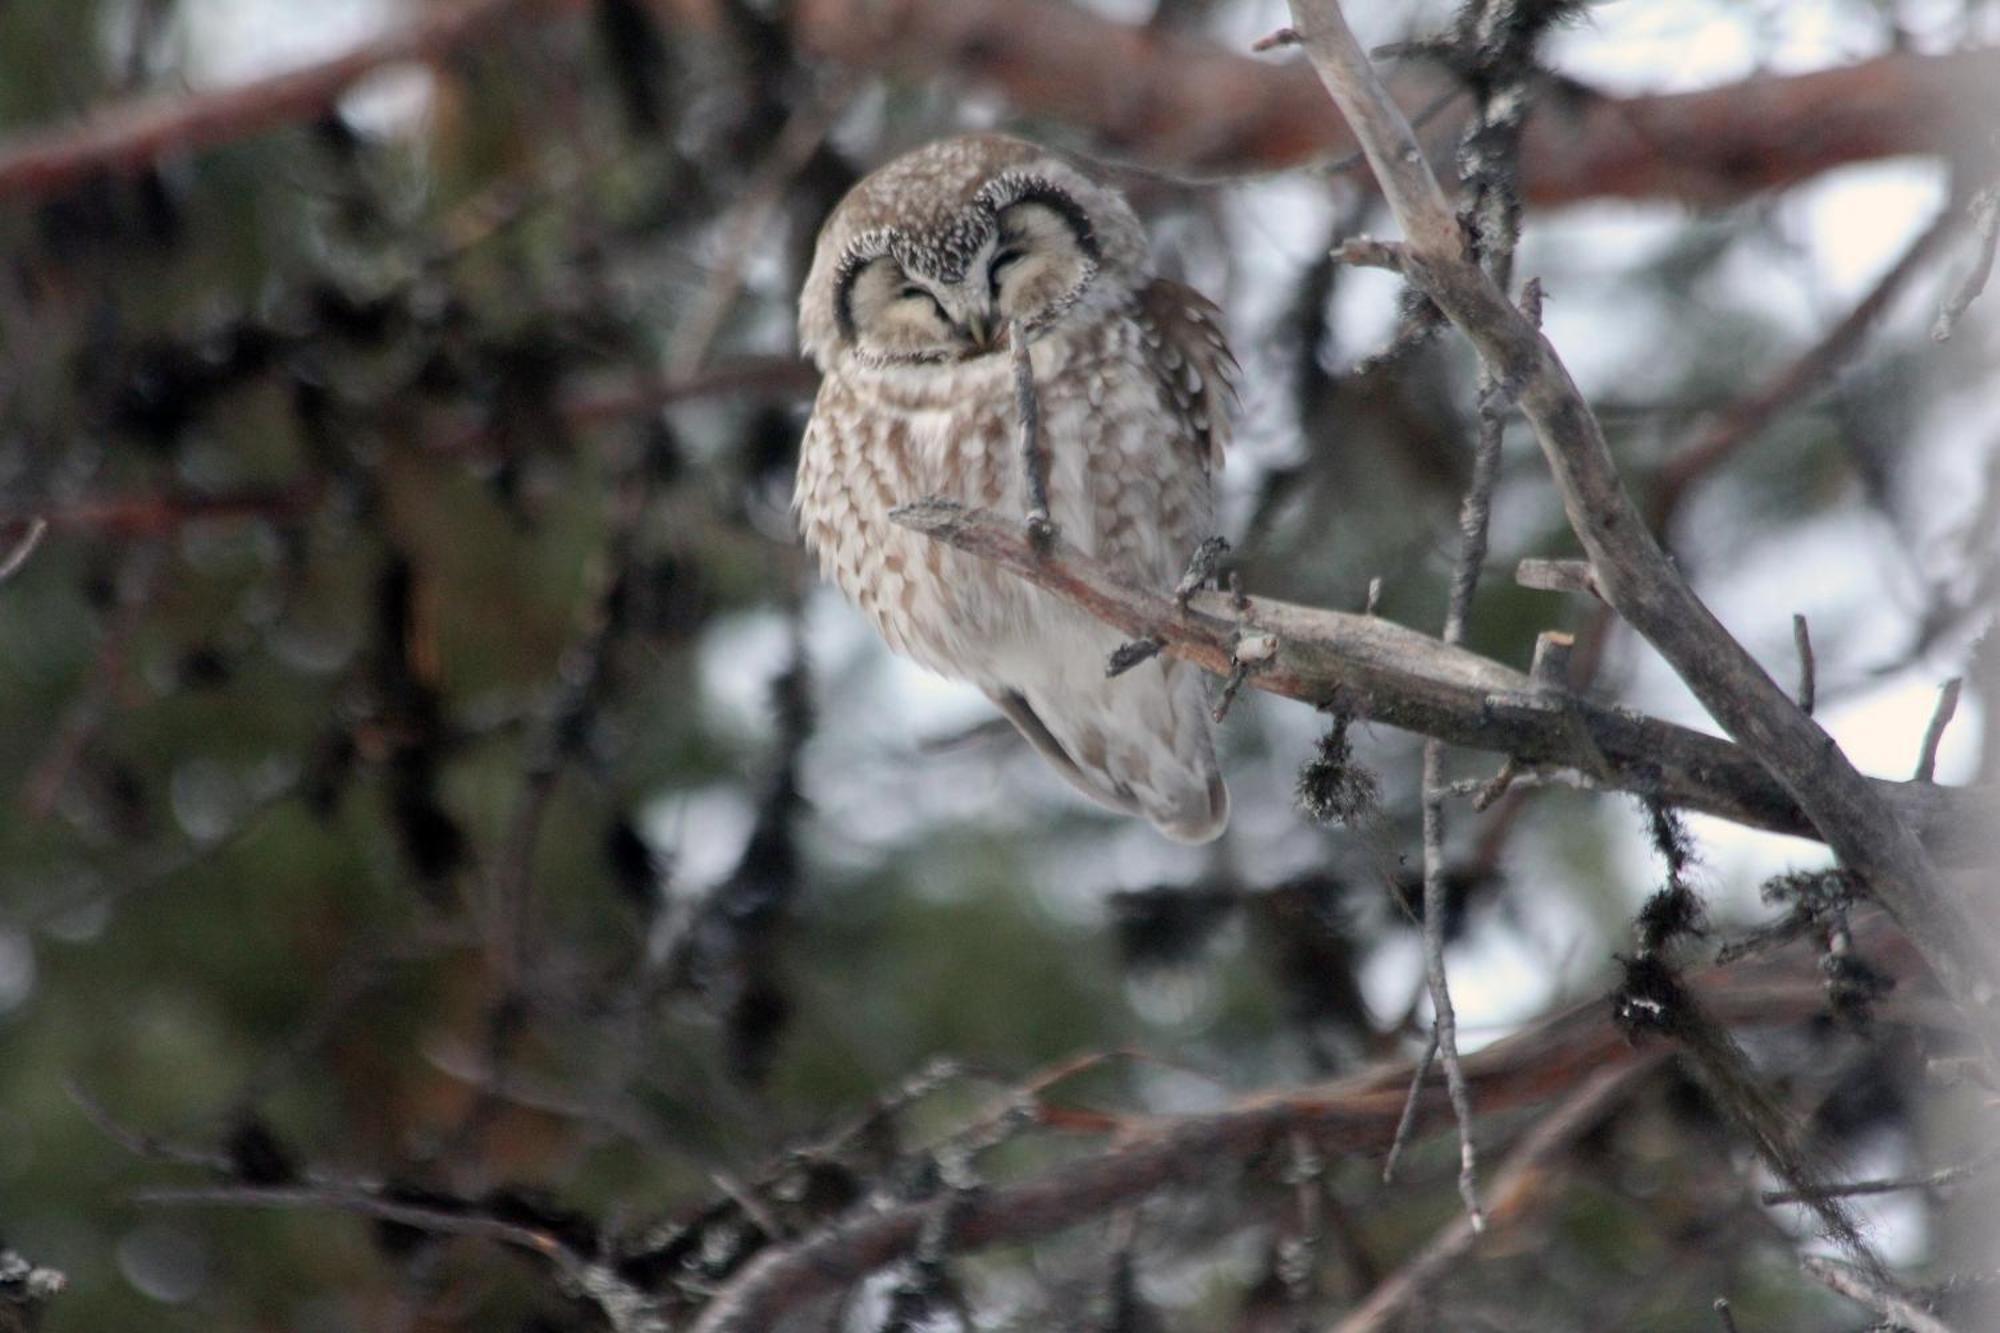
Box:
[1136, 277, 1240, 471]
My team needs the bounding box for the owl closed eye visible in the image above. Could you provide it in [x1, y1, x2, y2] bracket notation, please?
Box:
[987, 199, 1096, 331]
[833, 195, 1100, 364]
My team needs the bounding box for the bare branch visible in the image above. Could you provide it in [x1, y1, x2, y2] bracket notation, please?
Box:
[1333, 1055, 1665, 1333]
[686, 920, 1925, 1333]
[0, 0, 559, 202]
[0, 518, 47, 584]
[888, 501, 1988, 860]
[1516, 557, 1600, 600]
[786, 0, 1998, 203]
[1801, 1256, 1957, 1333]
[1916, 677, 1965, 783]
[1281, 0, 2000, 1050]
[1761, 1150, 2000, 1205]
[4, 0, 1992, 213]
[1933, 183, 2000, 342]
[1793, 614, 1816, 717]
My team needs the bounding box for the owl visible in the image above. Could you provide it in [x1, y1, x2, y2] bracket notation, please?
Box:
[794, 135, 1236, 843]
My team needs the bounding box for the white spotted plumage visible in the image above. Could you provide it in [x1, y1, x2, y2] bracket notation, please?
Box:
[794, 135, 1238, 843]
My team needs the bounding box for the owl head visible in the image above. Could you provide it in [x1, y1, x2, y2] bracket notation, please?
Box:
[798, 135, 1149, 369]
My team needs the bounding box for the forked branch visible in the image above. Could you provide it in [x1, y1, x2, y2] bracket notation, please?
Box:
[1280, 0, 2000, 1044]
[888, 502, 1984, 860]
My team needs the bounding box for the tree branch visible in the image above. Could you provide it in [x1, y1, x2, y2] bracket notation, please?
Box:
[787, 0, 1997, 202]
[1801, 1256, 1957, 1333]
[0, 0, 571, 203]
[687, 920, 1926, 1332]
[2, 0, 1992, 211]
[1281, 0, 2000, 1050]
[887, 501, 1986, 861]
[1331, 1054, 1666, 1333]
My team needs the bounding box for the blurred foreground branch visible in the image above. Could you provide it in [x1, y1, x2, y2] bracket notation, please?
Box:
[890, 501, 1986, 860]
[2, 0, 1993, 211]
[790, 0, 1999, 199]
[0, 0, 571, 202]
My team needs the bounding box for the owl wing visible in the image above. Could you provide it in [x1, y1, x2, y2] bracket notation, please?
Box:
[985, 688, 1147, 821]
[1135, 277, 1239, 473]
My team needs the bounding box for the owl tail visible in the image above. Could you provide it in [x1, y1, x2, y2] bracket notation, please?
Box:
[988, 659, 1228, 844]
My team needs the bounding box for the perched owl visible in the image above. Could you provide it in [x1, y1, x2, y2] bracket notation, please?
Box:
[794, 135, 1236, 843]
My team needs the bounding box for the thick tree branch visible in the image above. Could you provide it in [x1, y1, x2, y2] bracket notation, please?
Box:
[889, 501, 1985, 862]
[789, 0, 1997, 202]
[1282, 0, 2000, 1046]
[1, 0, 1992, 211]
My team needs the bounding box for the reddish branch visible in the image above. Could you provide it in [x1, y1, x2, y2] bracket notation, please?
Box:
[0, 0, 572, 202]
[1, 0, 1993, 211]
[1647, 203, 1966, 530]
[689, 923, 1924, 1332]
[790, 0, 1998, 204]
[1564, 196, 1967, 700]
[2, 484, 325, 540]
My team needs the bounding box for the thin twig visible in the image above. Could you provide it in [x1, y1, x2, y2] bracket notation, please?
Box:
[1010, 319, 1055, 548]
[1792, 614, 1816, 716]
[1800, 1256, 1957, 1333]
[665, 81, 855, 379]
[1761, 1149, 1999, 1205]
[1712, 1297, 1742, 1332]
[1564, 198, 1966, 716]
[65, 1080, 231, 1173]
[1421, 763, 1481, 1230]
[1380, 1029, 1437, 1184]
[0, 517, 47, 583]
[1330, 236, 1407, 271]
[1334, 1055, 1664, 1333]
[1402, 0, 1546, 1232]
[1515, 557, 1599, 599]
[1933, 182, 1999, 343]
[1914, 677, 1963, 782]
[1649, 202, 1963, 530]
[24, 541, 165, 820]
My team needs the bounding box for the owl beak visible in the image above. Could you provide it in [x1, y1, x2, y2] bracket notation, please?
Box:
[962, 311, 997, 352]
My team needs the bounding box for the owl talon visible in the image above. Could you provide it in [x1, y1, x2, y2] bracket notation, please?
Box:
[1024, 509, 1058, 550]
[1174, 536, 1233, 610]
